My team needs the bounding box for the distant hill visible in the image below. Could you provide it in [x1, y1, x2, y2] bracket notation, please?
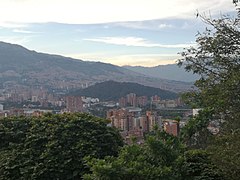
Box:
[0, 41, 129, 76]
[71, 81, 178, 101]
[0, 41, 193, 92]
[123, 64, 199, 82]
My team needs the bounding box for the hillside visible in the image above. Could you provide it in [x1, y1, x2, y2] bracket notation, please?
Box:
[0, 41, 193, 92]
[71, 81, 178, 101]
[123, 64, 199, 82]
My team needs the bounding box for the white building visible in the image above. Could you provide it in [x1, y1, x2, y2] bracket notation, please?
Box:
[0, 104, 3, 111]
[192, 108, 202, 116]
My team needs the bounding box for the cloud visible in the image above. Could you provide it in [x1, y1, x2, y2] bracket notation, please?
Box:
[115, 54, 180, 67]
[158, 23, 173, 29]
[0, 36, 31, 45]
[66, 52, 180, 67]
[12, 29, 41, 34]
[0, 0, 235, 24]
[0, 22, 28, 28]
[13, 29, 36, 34]
[111, 54, 179, 66]
[84, 37, 195, 48]
[114, 21, 174, 30]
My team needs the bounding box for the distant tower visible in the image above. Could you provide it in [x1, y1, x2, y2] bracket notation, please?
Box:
[66, 96, 83, 112]
[0, 104, 3, 111]
[126, 93, 137, 107]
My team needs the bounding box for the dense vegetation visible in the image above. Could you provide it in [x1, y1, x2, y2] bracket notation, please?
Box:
[0, 114, 223, 180]
[0, 113, 123, 179]
[84, 131, 222, 180]
[178, 1, 240, 179]
[71, 80, 178, 101]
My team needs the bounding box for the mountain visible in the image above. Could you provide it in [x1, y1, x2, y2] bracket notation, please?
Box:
[0, 41, 193, 92]
[71, 81, 178, 101]
[123, 64, 199, 82]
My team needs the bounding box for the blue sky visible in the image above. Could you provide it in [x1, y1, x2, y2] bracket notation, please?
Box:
[0, 0, 237, 66]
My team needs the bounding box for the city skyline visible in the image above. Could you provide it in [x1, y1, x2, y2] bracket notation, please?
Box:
[0, 0, 236, 66]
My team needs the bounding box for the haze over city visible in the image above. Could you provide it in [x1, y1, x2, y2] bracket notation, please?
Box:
[0, 0, 236, 66]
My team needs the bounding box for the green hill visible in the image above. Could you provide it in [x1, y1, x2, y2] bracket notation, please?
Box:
[71, 81, 178, 101]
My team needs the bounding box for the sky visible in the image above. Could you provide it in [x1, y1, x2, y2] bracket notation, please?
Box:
[0, 0, 237, 67]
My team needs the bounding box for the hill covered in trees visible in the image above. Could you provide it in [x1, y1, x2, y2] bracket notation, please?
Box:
[70, 80, 178, 101]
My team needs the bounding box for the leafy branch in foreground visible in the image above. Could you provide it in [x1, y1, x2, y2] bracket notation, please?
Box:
[178, 1, 240, 179]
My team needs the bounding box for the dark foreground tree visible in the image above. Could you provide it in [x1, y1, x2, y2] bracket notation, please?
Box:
[84, 131, 223, 180]
[0, 113, 123, 179]
[178, 1, 240, 179]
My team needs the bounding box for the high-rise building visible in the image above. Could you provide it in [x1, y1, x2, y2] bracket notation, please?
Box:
[146, 111, 162, 131]
[163, 120, 179, 136]
[107, 109, 161, 133]
[0, 104, 3, 111]
[31, 96, 38, 102]
[119, 97, 127, 107]
[126, 93, 137, 107]
[66, 96, 83, 112]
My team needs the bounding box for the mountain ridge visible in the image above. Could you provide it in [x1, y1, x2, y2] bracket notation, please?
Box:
[0, 41, 193, 92]
[123, 64, 199, 82]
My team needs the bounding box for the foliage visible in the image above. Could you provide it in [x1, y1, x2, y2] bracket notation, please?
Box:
[71, 80, 178, 101]
[84, 131, 182, 180]
[84, 131, 222, 179]
[0, 113, 123, 179]
[207, 130, 240, 180]
[178, 1, 240, 179]
[178, 2, 240, 130]
[180, 108, 214, 149]
[179, 149, 223, 180]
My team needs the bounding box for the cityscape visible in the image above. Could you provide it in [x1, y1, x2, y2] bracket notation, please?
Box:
[0, 82, 193, 142]
[0, 0, 239, 179]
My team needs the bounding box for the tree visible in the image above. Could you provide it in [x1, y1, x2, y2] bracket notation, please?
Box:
[84, 131, 182, 179]
[207, 130, 240, 180]
[84, 131, 222, 179]
[179, 149, 223, 180]
[0, 113, 123, 179]
[178, 1, 240, 179]
[178, 7, 240, 130]
[180, 108, 214, 149]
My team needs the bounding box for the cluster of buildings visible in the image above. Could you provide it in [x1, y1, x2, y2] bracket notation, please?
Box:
[151, 95, 182, 108]
[0, 88, 192, 144]
[0, 82, 99, 116]
[0, 85, 65, 108]
[0, 86, 183, 118]
[107, 107, 180, 143]
[119, 93, 182, 109]
[0, 95, 87, 117]
[0, 86, 185, 142]
[119, 93, 148, 107]
[0, 107, 52, 118]
[0, 92, 102, 118]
